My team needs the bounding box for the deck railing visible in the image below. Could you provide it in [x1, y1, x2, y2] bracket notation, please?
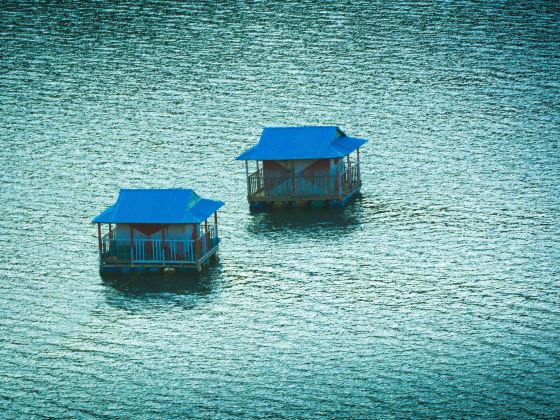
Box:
[101, 225, 219, 265]
[247, 165, 360, 200]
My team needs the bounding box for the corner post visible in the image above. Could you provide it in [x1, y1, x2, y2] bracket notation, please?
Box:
[245, 160, 250, 197]
[97, 223, 102, 259]
[356, 148, 361, 183]
[214, 211, 218, 238]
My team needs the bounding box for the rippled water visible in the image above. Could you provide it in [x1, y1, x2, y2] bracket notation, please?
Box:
[1, 1, 559, 417]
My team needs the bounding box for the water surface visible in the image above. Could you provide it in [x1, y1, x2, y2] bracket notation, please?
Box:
[1, 1, 559, 417]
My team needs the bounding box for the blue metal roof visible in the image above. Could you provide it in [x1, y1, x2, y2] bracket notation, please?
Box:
[236, 126, 367, 160]
[92, 189, 224, 224]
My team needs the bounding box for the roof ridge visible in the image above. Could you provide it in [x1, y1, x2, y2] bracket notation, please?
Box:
[187, 191, 202, 208]
[119, 188, 194, 191]
[264, 125, 338, 129]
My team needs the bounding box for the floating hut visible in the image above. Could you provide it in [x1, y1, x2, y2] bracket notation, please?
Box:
[92, 189, 224, 273]
[236, 126, 367, 208]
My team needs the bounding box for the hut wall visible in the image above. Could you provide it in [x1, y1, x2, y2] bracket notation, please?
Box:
[263, 159, 338, 196]
[262, 160, 291, 196]
[114, 224, 195, 241]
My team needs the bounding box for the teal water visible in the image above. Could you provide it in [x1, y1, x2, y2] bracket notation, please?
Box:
[1, 1, 559, 417]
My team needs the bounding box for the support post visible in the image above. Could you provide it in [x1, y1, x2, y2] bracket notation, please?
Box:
[356, 148, 361, 182]
[161, 225, 165, 265]
[108, 223, 112, 238]
[194, 224, 200, 270]
[346, 154, 351, 191]
[256, 161, 260, 192]
[245, 160, 250, 197]
[129, 225, 134, 266]
[291, 161, 296, 197]
[97, 223, 102, 255]
[214, 211, 220, 263]
[214, 211, 218, 237]
[337, 160, 342, 199]
[205, 219, 210, 252]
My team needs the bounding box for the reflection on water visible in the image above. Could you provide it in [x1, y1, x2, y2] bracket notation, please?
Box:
[102, 269, 217, 293]
[103, 266, 220, 313]
[101, 266, 221, 310]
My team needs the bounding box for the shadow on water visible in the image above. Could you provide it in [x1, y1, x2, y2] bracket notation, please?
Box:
[246, 195, 364, 237]
[101, 264, 222, 312]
